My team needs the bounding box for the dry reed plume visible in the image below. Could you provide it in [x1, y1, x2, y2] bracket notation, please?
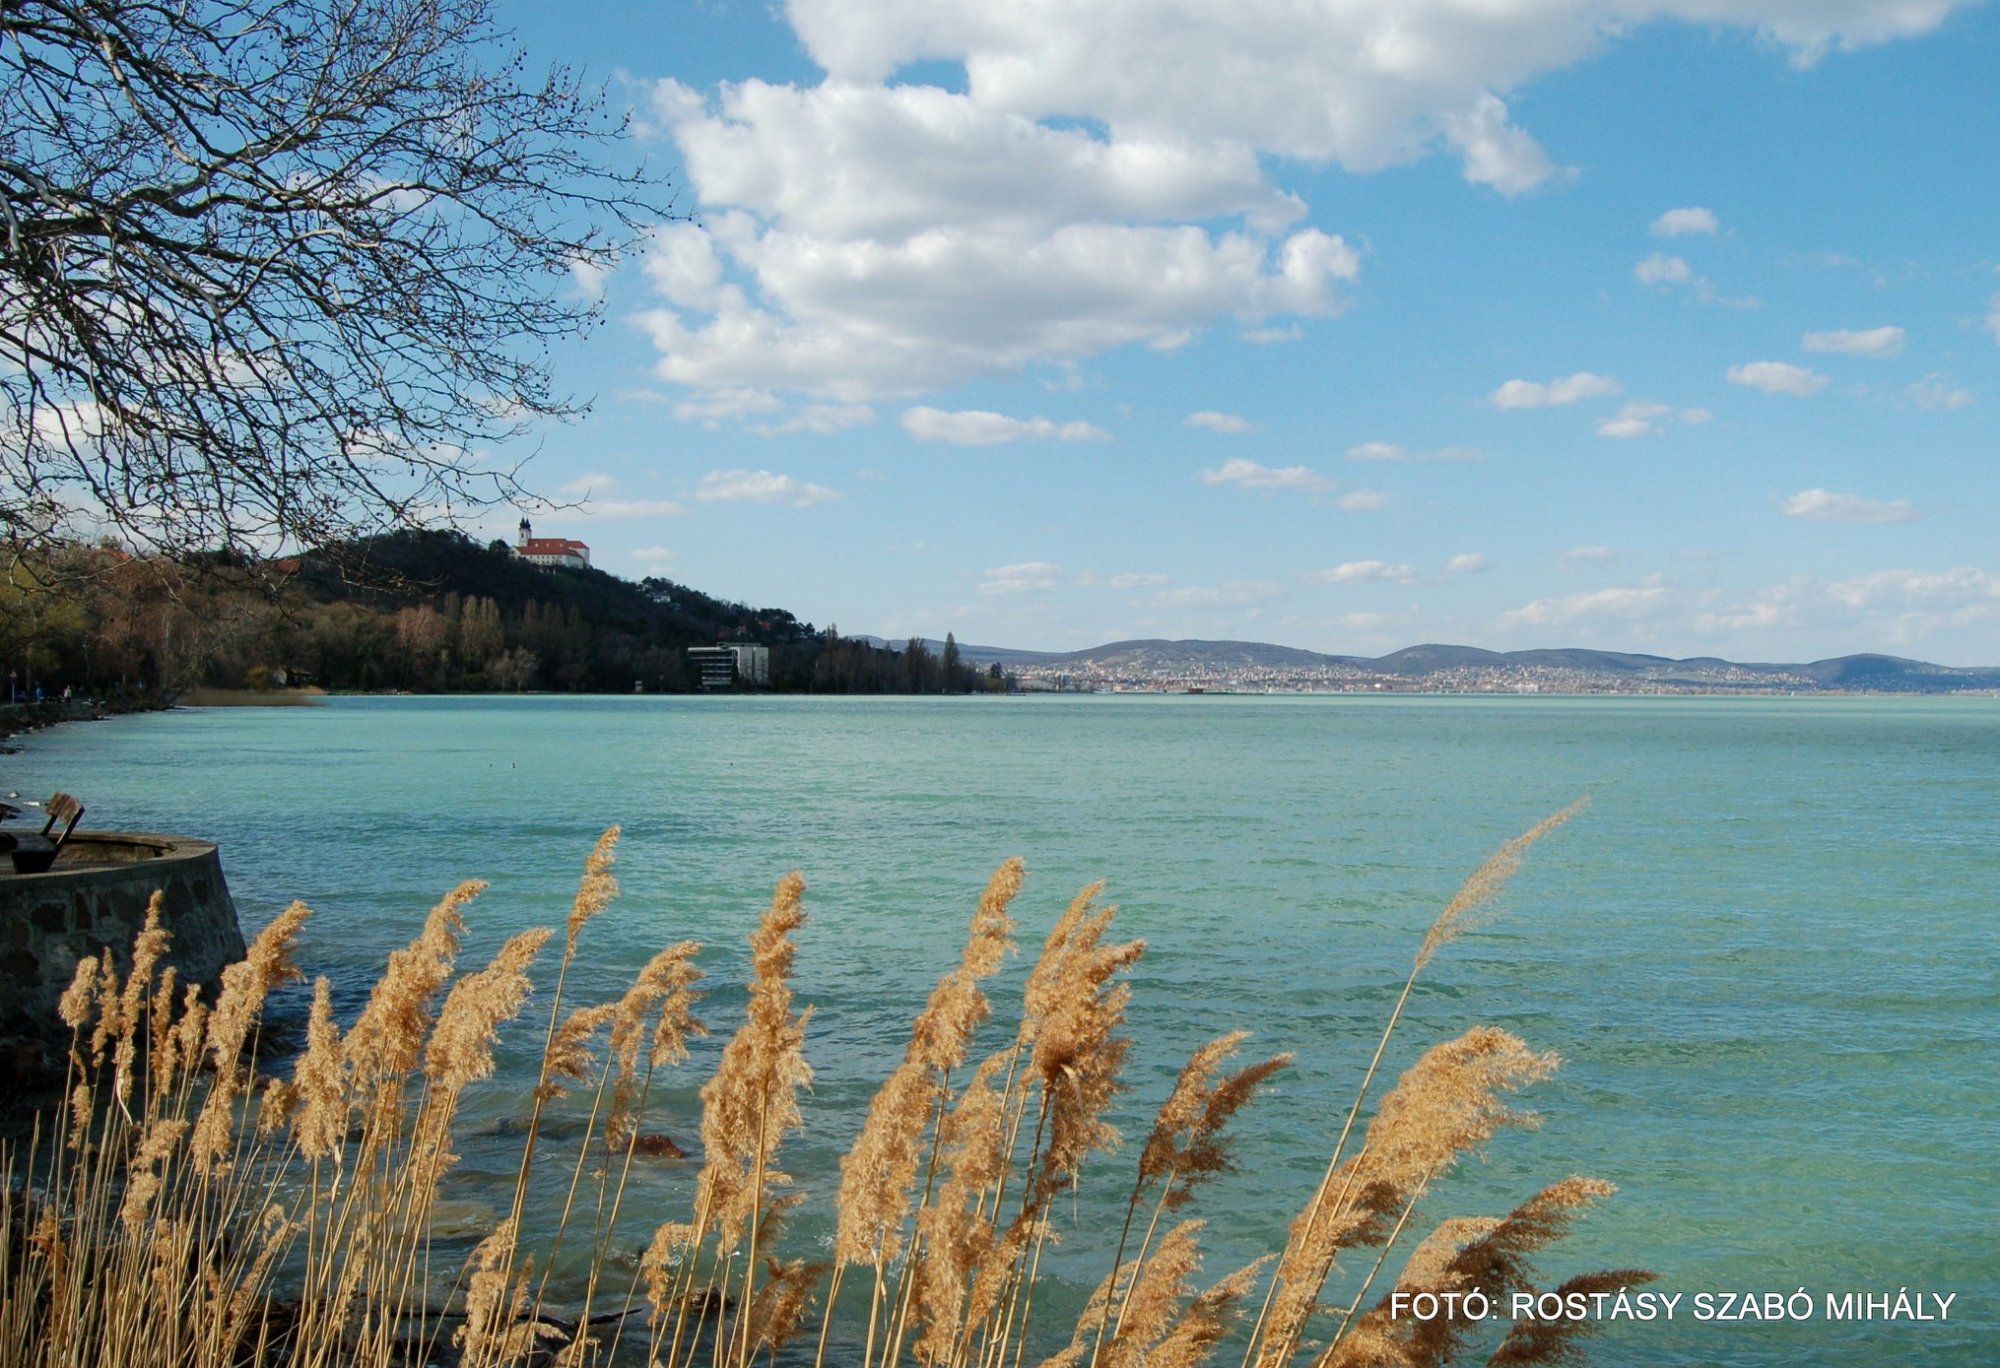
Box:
[1, 802, 1639, 1368]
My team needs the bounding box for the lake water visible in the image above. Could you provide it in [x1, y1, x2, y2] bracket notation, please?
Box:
[6, 694, 1996, 1365]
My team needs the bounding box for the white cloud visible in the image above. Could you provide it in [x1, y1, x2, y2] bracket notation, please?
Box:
[631, 545, 679, 574]
[980, 561, 1063, 594]
[1802, 326, 1905, 357]
[1443, 90, 1563, 195]
[1153, 578, 1284, 607]
[694, 469, 842, 507]
[1109, 571, 1170, 590]
[1338, 488, 1387, 511]
[1309, 559, 1416, 585]
[570, 256, 613, 303]
[1903, 377, 1971, 410]
[1242, 324, 1303, 344]
[1634, 251, 1756, 307]
[1781, 488, 1918, 524]
[556, 473, 620, 497]
[1694, 568, 2000, 646]
[902, 407, 1113, 445]
[750, 403, 878, 436]
[1634, 253, 1693, 285]
[788, 4, 1956, 180]
[635, 4, 1966, 410]
[1826, 566, 1997, 608]
[539, 498, 686, 521]
[1199, 457, 1336, 492]
[638, 77, 1362, 403]
[1498, 584, 1673, 629]
[1560, 544, 1616, 569]
[1446, 553, 1489, 574]
[1651, 207, 1719, 237]
[1595, 400, 1708, 438]
[1597, 400, 1672, 438]
[1490, 372, 1620, 409]
[1185, 410, 1255, 433]
[1727, 361, 1828, 396]
[1345, 440, 1480, 461]
[673, 388, 783, 426]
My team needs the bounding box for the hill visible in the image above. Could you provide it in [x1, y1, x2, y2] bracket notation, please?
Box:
[922, 636, 2000, 694]
[12, 533, 996, 699]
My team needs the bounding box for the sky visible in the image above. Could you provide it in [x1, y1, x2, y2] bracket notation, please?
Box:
[484, 0, 2000, 665]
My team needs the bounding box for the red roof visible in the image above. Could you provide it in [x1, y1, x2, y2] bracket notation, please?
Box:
[520, 537, 588, 556]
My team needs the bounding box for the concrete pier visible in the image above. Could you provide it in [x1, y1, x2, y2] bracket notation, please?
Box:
[1, 833, 247, 1075]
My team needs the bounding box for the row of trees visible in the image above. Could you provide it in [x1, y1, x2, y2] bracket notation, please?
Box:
[2, 537, 1007, 700]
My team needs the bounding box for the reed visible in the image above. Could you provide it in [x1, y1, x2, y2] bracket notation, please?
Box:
[1, 803, 1637, 1368]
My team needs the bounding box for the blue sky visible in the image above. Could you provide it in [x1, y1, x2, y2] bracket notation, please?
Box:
[487, 0, 1999, 664]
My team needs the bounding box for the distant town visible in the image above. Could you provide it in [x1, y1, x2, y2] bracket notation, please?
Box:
[939, 639, 2000, 697]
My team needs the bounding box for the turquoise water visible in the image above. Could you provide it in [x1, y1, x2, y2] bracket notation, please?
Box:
[6, 694, 1996, 1365]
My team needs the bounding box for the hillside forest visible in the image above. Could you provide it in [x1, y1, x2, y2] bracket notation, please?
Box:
[0, 533, 1003, 701]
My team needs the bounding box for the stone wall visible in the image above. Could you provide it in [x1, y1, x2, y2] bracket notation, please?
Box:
[1, 833, 247, 1076]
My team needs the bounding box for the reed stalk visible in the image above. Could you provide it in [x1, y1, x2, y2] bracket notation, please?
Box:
[1, 805, 1628, 1368]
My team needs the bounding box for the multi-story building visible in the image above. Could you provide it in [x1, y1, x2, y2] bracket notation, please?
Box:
[685, 641, 771, 690]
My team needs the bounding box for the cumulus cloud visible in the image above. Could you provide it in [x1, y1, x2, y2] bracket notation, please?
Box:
[1199, 457, 1336, 491]
[1781, 488, 1919, 523]
[788, 4, 1954, 178]
[1634, 251, 1755, 307]
[673, 388, 784, 427]
[1446, 553, 1489, 573]
[1727, 361, 1828, 396]
[1634, 253, 1693, 285]
[538, 496, 686, 521]
[1802, 326, 1905, 357]
[1498, 584, 1673, 629]
[1153, 578, 1285, 607]
[1651, 207, 1720, 237]
[1489, 372, 1620, 409]
[1826, 566, 1997, 607]
[1345, 440, 1481, 461]
[749, 403, 878, 436]
[980, 561, 1063, 594]
[631, 545, 679, 575]
[902, 407, 1112, 445]
[1338, 488, 1387, 511]
[1560, 544, 1616, 569]
[1597, 400, 1672, 438]
[1596, 400, 1708, 438]
[638, 78, 1360, 404]
[694, 469, 842, 507]
[1904, 376, 1971, 410]
[1694, 567, 1998, 646]
[632, 3, 1967, 412]
[1309, 559, 1416, 585]
[1443, 90, 1563, 194]
[1185, 410, 1255, 433]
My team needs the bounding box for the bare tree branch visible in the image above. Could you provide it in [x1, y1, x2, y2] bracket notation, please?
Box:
[1, 0, 668, 564]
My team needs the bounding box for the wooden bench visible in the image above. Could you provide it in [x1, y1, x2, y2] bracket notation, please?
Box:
[5, 792, 83, 874]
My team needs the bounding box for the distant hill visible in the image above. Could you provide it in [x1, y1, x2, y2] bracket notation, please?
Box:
[899, 635, 2000, 694]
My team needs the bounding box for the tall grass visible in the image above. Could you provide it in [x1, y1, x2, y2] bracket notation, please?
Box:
[1, 803, 1645, 1368]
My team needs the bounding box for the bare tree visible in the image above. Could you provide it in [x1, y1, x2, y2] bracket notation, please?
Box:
[1, 0, 662, 563]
